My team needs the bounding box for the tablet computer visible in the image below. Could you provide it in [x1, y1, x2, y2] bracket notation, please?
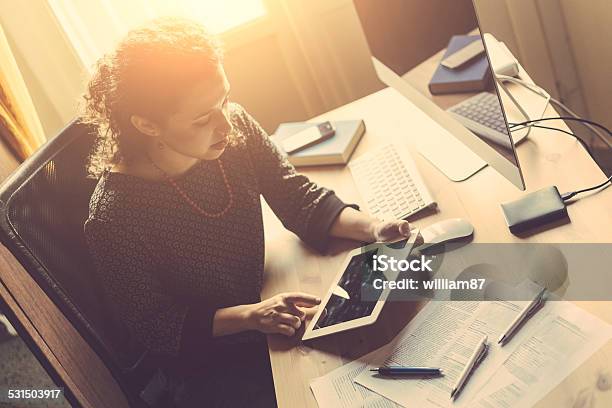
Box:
[302, 230, 419, 340]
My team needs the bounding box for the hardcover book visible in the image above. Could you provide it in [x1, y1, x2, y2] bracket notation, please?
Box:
[272, 120, 365, 166]
[429, 35, 491, 95]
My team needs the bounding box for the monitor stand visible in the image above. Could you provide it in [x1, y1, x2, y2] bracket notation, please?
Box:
[371, 59, 488, 182]
[371, 58, 524, 186]
[415, 129, 486, 182]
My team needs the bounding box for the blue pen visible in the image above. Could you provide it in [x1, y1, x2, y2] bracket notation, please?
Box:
[370, 366, 443, 376]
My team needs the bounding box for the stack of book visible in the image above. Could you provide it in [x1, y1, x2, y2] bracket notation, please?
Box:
[429, 35, 492, 95]
[272, 120, 365, 166]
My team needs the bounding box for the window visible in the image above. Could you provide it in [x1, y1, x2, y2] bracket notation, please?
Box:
[49, 0, 268, 69]
[162, 0, 267, 34]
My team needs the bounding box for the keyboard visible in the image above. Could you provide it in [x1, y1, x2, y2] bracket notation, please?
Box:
[349, 144, 435, 221]
[447, 92, 513, 149]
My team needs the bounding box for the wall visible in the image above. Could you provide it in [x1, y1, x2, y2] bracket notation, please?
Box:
[475, 0, 611, 131]
[198, 0, 385, 132]
[560, 0, 612, 130]
[353, 0, 477, 75]
[221, 0, 383, 132]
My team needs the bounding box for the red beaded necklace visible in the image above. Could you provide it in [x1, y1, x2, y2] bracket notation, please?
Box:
[149, 157, 233, 218]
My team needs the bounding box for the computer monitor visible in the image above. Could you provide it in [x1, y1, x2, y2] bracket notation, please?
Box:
[353, 0, 526, 190]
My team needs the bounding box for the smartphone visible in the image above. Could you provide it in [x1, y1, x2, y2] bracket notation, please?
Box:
[281, 122, 335, 154]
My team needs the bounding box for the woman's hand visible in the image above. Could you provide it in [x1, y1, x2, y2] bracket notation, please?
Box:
[246, 292, 321, 336]
[370, 219, 412, 243]
[330, 207, 412, 244]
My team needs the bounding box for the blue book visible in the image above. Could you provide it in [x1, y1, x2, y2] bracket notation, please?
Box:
[272, 120, 365, 166]
[429, 35, 491, 95]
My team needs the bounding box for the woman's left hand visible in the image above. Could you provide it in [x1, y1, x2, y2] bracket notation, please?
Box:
[371, 219, 412, 243]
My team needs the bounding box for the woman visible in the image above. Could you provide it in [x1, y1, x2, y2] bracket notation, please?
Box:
[83, 17, 411, 407]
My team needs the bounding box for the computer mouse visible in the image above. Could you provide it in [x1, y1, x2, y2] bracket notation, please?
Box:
[418, 218, 474, 250]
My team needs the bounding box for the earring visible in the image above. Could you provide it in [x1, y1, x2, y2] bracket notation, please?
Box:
[157, 141, 165, 150]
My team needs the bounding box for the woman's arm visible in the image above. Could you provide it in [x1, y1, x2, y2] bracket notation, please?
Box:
[213, 292, 321, 337]
[86, 219, 321, 362]
[328, 206, 378, 242]
[237, 107, 354, 252]
[212, 304, 252, 337]
[329, 206, 412, 243]
[234, 105, 412, 249]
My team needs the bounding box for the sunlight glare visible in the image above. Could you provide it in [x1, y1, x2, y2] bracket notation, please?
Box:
[176, 0, 267, 33]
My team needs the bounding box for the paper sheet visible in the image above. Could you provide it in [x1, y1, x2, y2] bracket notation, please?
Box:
[469, 301, 612, 408]
[352, 300, 610, 408]
[309, 295, 611, 408]
[354, 300, 533, 407]
[310, 345, 401, 408]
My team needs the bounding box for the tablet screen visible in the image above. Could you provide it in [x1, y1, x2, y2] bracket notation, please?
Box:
[312, 248, 386, 329]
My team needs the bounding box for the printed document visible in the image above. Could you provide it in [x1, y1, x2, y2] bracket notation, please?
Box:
[354, 300, 533, 407]
[469, 301, 612, 408]
[352, 299, 611, 408]
[310, 345, 401, 408]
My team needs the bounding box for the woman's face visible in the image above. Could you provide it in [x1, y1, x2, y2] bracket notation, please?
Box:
[158, 64, 233, 160]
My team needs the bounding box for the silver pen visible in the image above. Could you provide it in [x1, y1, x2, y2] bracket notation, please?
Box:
[450, 335, 488, 400]
[498, 287, 546, 346]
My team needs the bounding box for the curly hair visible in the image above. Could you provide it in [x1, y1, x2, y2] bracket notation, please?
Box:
[81, 17, 224, 178]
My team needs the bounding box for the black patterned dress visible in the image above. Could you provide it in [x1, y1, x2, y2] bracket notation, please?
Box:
[84, 104, 354, 405]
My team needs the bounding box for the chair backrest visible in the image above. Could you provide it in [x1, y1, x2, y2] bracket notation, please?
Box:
[0, 120, 146, 404]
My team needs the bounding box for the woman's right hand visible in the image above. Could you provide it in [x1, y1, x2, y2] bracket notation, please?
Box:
[246, 292, 321, 336]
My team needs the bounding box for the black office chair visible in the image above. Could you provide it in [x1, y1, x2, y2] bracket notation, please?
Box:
[0, 120, 152, 407]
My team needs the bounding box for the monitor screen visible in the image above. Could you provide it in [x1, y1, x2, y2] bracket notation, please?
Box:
[353, 0, 520, 168]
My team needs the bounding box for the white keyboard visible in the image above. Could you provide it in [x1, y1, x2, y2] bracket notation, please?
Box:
[349, 144, 435, 221]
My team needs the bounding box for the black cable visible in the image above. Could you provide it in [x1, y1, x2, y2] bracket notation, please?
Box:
[509, 121, 611, 201]
[509, 116, 612, 136]
[547, 99, 612, 149]
[512, 123, 596, 162]
[561, 175, 612, 201]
